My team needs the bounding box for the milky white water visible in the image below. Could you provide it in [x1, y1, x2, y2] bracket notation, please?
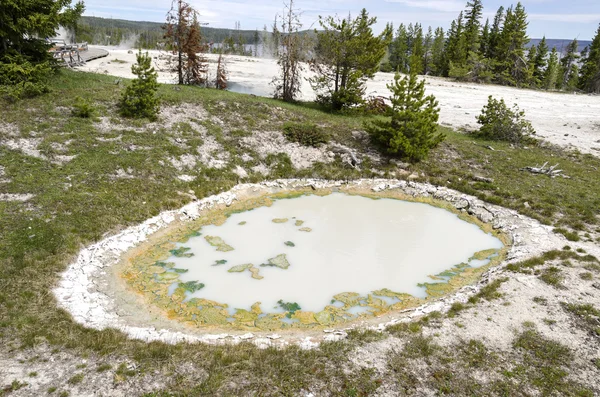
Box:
[165, 193, 503, 314]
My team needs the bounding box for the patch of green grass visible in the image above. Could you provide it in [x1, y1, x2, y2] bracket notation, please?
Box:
[282, 122, 329, 147]
[96, 363, 112, 373]
[346, 329, 386, 345]
[469, 277, 508, 303]
[447, 302, 467, 318]
[47, 386, 57, 393]
[554, 228, 581, 242]
[539, 266, 565, 288]
[67, 373, 84, 385]
[580, 272, 594, 281]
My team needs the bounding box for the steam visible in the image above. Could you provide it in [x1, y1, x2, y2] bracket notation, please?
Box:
[56, 26, 75, 43]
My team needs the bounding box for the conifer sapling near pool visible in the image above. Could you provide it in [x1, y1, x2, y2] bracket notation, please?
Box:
[118, 50, 160, 120]
[366, 71, 444, 162]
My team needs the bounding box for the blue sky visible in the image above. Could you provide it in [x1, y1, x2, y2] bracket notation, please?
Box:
[82, 0, 600, 40]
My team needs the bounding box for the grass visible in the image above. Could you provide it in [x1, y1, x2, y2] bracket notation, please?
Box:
[1, 69, 599, 395]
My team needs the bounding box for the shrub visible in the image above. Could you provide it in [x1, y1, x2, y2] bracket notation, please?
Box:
[0, 55, 52, 102]
[475, 96, 535, 144]
[282, 122, 329, 147]
[118, 50, 160, 120]
[71, 97, 96, 118]
[366, 72, 444, 163]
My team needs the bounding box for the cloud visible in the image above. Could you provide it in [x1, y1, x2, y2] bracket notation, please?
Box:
[383, 0, 464, 13]
[529, 13, 600, 23]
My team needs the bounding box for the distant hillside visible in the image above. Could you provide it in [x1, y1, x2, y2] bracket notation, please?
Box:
[528, 38, 592, 53]
[75, 16, 263, 48]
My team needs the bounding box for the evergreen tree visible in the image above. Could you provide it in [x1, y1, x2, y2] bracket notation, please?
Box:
[164, 0, 208, 85]
[423, 26, 434, 74]
[543, 47, 560, 90]
[527, 44, 538, 86]
[430, 27, 446, 76]
[560, 39, 580, 90]
[495, 3, 529, 86]
[487, 6, 505, 59]
[410, 23, 424, 74]
[464, 0, 484, 54]
[533, 36, 548, 87]
[310, 9, 392, 110]
[389, 24, 409, 73]
[445, 12, 467, 76]
[118, 50, 160, 120]
[366, 71, 444, 163]
[579, 24, 600, 93]
[0, 0, 84, 100]
[480, 18, 490, 57]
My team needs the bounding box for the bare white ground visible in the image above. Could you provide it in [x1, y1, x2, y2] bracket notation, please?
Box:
[79, 48, 600, 157]
[53, 179, 600, 349]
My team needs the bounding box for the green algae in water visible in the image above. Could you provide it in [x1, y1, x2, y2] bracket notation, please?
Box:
[284, 241, 295, 247]
[272, 218, 289, 224]
[260, 254, 291, 269]
[299, 227, 312, 232]
[155, 261, 176, 269]
[277, 300, 301, 318]
[169, 247, 194, 258]
[295, 220, 304, 227]
[238, 221, 247, 226]
[179, 281, 205, 293]
[204, 236, 234, 252]
[228, 264, 253, 273]
[172, 268, 189, 274]
[249, 266, 264, 280]
[212, 259, 228, 266]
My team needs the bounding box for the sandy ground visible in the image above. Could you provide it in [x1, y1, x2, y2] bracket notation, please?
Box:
[78, 47, 600, 156]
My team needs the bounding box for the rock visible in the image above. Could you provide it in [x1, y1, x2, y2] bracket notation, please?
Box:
[351, 130, 368, 141]
[390, 159, 410, 169]
[233, 166, 248, 178]
[473, 175, 494, 183]
[408, 173, 419, 180]
[455, 199, 470, 210]
[592, 283, 600, 290]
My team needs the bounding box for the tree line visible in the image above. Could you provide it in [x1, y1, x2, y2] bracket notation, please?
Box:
[383, 0, 600, 93]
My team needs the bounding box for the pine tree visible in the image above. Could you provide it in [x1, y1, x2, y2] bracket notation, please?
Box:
[423, 27, 434, 74]
[164, 0, 208, 85]
[430, 27, 446, 76]
[366, 71, 444, 163]
[445, 12, 467, 76]
[410, 23, 424, 74]
[310, 9, 392, 110]
[0, 0, 84, 100]
[533, 36, 548, 87]
[480, 19, 490, 57]
[495, 3, 529, 86]
[215, 49, 227, 90]
[579, 24, 600, 93]
[464, 0, 484, 54]
[527, 44, 538, 86]
[560, 39, 580, 90]
[389, 24, 409, 72]
[543, 47, 560, 90]
[487, 6, 505, 60]
[118, 50, 160, 120]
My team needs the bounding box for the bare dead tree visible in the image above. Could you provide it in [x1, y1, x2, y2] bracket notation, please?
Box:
[216, 48, 228, 90]
[272, 0, 305, 102]
[164, 0, 208, 86]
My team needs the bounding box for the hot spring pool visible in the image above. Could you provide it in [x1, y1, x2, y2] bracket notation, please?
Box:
[122, 192, 506, 330]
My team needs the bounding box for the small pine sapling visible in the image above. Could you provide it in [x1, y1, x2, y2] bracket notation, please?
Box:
[475, 96, 535, 144]
[118, 50, 160, 120]
[366, 72, 443, 162]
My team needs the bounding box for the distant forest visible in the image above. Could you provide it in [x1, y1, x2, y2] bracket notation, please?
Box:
[74, 16, 263, 50]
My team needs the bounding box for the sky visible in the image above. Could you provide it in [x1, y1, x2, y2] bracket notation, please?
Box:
[82, 0, 600, 40]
